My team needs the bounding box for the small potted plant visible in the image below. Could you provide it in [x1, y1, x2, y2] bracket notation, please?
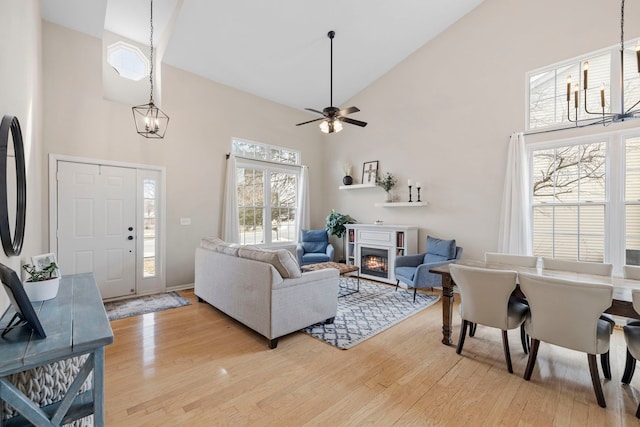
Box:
[326, 210, 356, 261]
[376, 172, 397, 202]
[326, 209, 356, 239]
[22, 262, 60, 301]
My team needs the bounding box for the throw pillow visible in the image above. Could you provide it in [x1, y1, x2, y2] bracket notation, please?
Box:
[201, 237, 224, 251]
[426, 235, 456, 260]
[237, 247, 302, 279]
[214, 242, 241, 256]
[200, 237, 241, 256]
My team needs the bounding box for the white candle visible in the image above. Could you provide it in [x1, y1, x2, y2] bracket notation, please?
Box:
[416, 182, 422, 188]
[407, 179, 412, 187]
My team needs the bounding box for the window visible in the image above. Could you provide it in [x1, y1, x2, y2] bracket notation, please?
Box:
[143, 179, 157, 277]
[107, 41, 149, 81]
[529, 131, 640, 272]
[625, 136, 640, 265]
[232, 139, 300, 245]
[531, 142, 606, 262]
[527, 39, 640, 131]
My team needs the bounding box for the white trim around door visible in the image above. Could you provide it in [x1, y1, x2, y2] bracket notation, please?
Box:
[49, 154, 166, 298]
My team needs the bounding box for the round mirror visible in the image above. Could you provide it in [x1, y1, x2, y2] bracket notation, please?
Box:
[0, 115, 26, 256]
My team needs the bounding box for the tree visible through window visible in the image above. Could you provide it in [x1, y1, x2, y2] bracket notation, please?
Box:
[531, 142, 606, 262]
[233, 139, 300, 245]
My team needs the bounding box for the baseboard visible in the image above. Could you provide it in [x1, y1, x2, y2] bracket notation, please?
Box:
[167, 283, 194, 292]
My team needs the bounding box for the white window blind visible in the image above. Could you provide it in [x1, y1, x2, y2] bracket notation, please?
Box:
[531, 142, 606, 262]
[527, 38, 640, 131]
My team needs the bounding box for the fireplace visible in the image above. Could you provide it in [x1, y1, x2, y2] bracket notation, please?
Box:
[361, 247, 389, 279]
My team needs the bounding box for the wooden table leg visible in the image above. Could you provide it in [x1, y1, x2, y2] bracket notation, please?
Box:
[441, 274, 454, 345]
[93, 347, 105, 426]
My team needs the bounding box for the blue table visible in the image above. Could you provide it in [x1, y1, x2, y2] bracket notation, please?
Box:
[0, 273, 113, 426]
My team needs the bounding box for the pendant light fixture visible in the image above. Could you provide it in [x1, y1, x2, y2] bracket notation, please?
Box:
[132, 0, 169, 139]
[566, 0, 640, 126]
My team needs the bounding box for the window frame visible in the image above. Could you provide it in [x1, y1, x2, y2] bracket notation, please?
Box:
[527, 128, 640, 275]
[106, 41, 150, 82]
[525, 37, 640, 132]
[232, 138, 301, 247]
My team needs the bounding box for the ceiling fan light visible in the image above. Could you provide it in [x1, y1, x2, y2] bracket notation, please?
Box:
[319, 120, 330, 133]
[333, 120, 343, 133]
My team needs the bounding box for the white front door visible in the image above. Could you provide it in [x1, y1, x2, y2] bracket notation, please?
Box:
[57, 161, 137, 299]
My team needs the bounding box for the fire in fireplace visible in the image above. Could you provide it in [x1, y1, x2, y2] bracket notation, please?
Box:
[361, 247, 389, 279]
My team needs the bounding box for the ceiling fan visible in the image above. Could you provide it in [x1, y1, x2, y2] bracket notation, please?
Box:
[296, 31, 368, 134]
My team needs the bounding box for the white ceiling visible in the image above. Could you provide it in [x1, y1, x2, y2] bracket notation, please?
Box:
[40, 0, 484, 112]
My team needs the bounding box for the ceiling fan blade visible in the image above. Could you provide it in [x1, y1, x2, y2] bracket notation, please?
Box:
[341, 117, 368, 127]
[338, 106, 360, 116]
[296, 117, 325, 126]
[305, 108, 325, 115]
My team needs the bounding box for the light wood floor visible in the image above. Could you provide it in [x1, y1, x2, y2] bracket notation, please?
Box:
[105, 288, 640, 426]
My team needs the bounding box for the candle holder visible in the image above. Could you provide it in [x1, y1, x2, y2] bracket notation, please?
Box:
[417, 186, 422, 202]
[408, 185, 413, 202]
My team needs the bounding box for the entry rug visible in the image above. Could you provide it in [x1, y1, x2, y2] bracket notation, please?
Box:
[104, 291, 191, 321]
[301, 278, 440, 349]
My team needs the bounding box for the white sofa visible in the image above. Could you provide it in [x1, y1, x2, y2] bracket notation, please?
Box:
[194, 238, 339, 349]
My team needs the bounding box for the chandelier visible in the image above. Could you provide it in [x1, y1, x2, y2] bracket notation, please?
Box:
[567, 0, 640, 126]
[132, 0, 169, 139]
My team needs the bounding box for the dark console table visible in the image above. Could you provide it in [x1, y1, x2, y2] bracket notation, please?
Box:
[0, 273, 113, 426]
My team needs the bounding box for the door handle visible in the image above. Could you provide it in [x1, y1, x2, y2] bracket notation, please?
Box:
[128, 236, 134, 240]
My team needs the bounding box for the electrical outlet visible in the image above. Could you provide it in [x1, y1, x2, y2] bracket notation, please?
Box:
[180, 217, 191, 226]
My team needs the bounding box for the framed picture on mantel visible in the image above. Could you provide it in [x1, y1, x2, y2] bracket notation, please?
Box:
[362, 161, 378, 185]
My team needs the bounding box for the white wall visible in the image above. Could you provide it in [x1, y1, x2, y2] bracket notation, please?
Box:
[325, 0, 640, 260]
[0, 0, 44, 312]
[42, 22, 328, 288]
[7, 0, 640, 296]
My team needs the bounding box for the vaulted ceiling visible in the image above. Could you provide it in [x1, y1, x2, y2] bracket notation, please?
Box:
[40, 0, 484, 111]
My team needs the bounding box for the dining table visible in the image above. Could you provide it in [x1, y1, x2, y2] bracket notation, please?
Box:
[430, 259, 640, 346]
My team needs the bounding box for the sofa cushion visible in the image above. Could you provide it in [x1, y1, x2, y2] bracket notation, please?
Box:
[395, 266, 416, 282]
[426, 236, 456, 260]
[238, 247, 302, 279]
[215, 242, 241, 256]
[201, 237, 224, 250]
[200, 237, 241, 256]
[301, 252, 331, 264]
[300, 229, 328, 254]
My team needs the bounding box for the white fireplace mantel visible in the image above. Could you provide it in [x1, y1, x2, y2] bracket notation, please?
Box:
[345, 224, 418, 284]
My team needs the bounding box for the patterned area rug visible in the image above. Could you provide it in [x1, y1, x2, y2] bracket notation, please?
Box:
[104, 291, 191, 321]
[301, 278, 440, 349]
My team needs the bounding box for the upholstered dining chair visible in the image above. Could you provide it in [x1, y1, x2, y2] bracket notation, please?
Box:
[624, 265, 640, 280]
[623, 267, 640, 329]
[541, 257, 615, 341]
[622, 289, 640, 418]
[395, 235, 462, 302]
[519, 273, 613, 408]
[449, 264, 528, 374]
[485, 252, 539, 268]
[541, 258, 613, 276]
[296, 229, 334, 266]
[484, 252, 539, 353]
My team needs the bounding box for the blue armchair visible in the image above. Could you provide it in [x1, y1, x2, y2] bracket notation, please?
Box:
[296, 229, 335, 266]
[395, 235, 463, 301]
